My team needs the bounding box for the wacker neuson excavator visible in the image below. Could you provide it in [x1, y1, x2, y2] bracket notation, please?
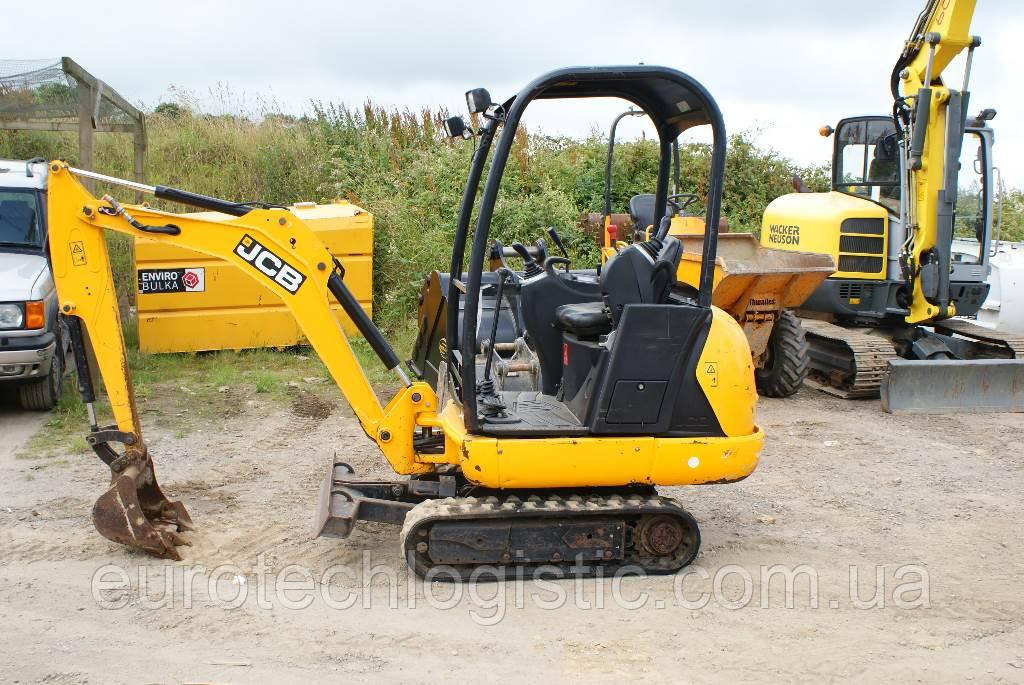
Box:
[762, 0, 1024, 412]
[47, 66, 763, 579]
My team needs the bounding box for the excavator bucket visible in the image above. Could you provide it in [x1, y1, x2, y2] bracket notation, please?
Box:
[880, 359, 1024, 413]
[91, 454, 193, 560]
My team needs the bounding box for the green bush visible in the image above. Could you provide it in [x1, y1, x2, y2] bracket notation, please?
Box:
[999, 188, 1024, 242]
[0, 98, 860, 334]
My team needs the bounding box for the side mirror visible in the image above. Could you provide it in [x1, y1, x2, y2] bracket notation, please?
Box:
[465, 88, 492, 115]
[442, 116, 473, 140]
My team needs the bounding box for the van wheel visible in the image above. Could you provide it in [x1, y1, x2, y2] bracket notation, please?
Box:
[755, 310, 809, 398]
[19, 346, 64, 410]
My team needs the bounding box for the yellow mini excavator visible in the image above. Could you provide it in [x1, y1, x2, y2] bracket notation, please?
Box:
[47, 66, 763, 579]
[762, 0, 1024, 412]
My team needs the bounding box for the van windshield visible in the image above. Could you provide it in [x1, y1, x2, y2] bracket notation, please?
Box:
[0, 189, 43, 250]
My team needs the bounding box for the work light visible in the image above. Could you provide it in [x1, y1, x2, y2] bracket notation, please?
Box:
[465, 88, 492, 115]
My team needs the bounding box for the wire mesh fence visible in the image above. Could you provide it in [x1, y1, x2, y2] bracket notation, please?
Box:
[0, 57, 138, 128]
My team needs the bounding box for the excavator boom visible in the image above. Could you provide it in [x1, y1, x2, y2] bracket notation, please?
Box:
[48, 162, 436, 557]
[894, 0, 981, 324]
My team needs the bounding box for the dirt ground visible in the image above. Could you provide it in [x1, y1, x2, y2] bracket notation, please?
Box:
[1, 387, 1023, 684]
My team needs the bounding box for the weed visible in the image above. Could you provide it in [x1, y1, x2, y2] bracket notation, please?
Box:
[253, 371, 281, 394]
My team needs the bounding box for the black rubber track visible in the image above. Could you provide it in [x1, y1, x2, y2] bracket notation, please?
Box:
[399, 491, 701, 582]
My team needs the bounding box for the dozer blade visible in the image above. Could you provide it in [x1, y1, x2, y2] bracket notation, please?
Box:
[880, 359, 1024, 413]
[314, 462, 420, 539]
[92, 459, 194, 560]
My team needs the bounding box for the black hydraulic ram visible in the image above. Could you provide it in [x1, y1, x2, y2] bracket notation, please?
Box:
[68, 166, 256, 216]
[152, 185, 254, 217]
[327, 261, 404, 378]
[908, 33, 940, 171]
[62, 314, 98, 430]
[66, 166, 409, 383]
[932, 91, 965, 317]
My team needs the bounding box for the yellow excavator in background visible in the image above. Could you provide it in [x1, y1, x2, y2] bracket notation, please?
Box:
[47, 66, 764, 578]
[762, 0, 1024, 412]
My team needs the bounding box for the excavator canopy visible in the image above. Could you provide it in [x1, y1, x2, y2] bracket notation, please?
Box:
[450, 65, 729, 431]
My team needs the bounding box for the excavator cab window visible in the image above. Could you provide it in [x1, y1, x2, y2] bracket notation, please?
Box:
[833, 117, 901, 213]
[951, 131, 988, 264]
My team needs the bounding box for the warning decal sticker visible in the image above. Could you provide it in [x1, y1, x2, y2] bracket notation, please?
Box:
[705, 361, 719, 388]
[70, 241, 86, 266]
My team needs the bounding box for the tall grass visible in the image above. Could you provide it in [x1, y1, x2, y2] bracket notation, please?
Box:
[1, 98, 838, 334]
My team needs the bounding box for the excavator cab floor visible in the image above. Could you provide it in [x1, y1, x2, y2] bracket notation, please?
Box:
[478, 391, 589, 437]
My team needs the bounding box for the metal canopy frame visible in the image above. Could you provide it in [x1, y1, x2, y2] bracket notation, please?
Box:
[447, 65, 729, 433]
[0, 57, 146, 188]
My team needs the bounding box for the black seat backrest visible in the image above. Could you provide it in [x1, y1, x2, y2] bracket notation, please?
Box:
[651, 238, 682, 302]
[628, 194, 656, 237]
[599, 236, 683, 326]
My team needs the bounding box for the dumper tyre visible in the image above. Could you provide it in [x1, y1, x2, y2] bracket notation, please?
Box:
[19, 344, 64, 411]
[755, 310, 809, 398]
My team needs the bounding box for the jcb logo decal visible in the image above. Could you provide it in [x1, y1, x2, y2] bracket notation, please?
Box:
[235, 234, 306, 294]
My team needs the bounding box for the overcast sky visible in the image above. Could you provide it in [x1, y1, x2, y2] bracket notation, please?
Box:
[6, 0, 1024, 183]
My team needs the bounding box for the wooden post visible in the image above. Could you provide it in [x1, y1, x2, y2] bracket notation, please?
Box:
[76, 80, 95, 190]
[133, 118, 147, 203]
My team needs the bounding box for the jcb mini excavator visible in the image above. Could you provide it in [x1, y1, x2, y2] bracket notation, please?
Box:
[762, 0, 1024, 412]
[48, 66, 763, 578]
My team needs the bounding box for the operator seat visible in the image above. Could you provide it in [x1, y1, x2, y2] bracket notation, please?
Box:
[555, 235, 683, 338]
[628, 194, 656, 237]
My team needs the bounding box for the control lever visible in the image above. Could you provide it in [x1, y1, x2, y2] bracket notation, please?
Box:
[533, 237, 548, 265]
[482, 268, 512, 386]
[546, 227, 569, 258]
[510, 243, 544, 278]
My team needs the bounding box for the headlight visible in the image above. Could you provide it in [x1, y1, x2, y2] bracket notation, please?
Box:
[0, 303, 24, 329]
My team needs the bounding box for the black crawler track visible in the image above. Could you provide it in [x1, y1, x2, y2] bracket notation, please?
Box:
[399, 491, 700, 581]
[801, 319, 898, 398]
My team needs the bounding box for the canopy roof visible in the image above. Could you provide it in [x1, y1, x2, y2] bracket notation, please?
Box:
[529, 65, 719, 138]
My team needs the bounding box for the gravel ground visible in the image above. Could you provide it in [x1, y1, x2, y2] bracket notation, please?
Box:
[1, 387, 1022, 683]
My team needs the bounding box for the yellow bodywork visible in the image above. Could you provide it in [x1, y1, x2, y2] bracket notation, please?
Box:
[761, 191, 889, 281]
[425, 307, 762, 489]
[48, 162, 762, 490]
[134, 203, 374, 353]
[667, 215, 708, 236]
